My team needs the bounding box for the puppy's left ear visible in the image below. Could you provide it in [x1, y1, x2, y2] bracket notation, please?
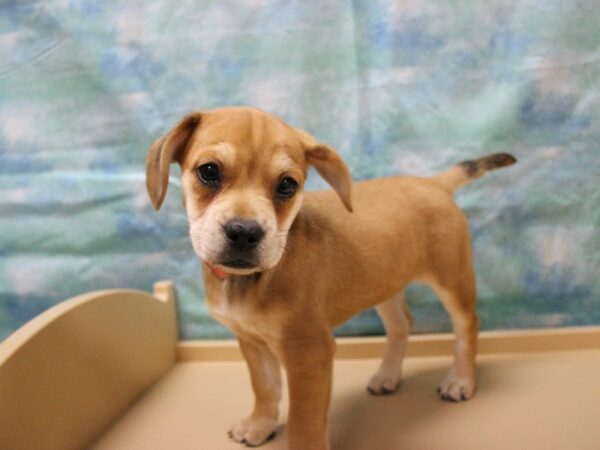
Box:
[295, 128, 353, 212]
[146, 112, 201, 210]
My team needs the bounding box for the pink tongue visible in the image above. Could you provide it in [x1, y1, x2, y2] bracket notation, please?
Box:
[209, 264, 231, 280]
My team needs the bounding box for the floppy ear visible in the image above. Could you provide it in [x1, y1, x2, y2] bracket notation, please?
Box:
[145, 112, 201, 210]
[294, 128, 353, 212]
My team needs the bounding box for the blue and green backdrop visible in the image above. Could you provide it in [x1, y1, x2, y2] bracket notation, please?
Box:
[1, 0, 599, 340]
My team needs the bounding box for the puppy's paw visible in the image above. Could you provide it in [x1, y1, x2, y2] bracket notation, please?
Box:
[366, 369, 400, 395]
[437, 371, 476, 402]
[228, 416, 277, 447]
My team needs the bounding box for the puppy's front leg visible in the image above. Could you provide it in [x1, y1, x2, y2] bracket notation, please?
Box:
[229, 335, 281, 446]
[283, 331, 335, 450]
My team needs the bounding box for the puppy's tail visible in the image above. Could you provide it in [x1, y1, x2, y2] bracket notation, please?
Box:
[432, 153, 517, 193]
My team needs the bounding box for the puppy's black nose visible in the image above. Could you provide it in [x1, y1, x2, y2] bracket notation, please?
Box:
[223, 219, 265, 249]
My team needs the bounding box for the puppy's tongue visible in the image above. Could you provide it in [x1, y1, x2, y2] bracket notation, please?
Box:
[207, 264, 231, 280]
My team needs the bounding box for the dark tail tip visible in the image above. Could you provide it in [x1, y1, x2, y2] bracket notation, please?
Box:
[458, 152, 517, 178]
[481, 153, 517, 170]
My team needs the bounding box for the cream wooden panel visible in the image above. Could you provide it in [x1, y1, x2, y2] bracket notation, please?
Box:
[0, 281, 177, 450]
[176, 326, 600, 362]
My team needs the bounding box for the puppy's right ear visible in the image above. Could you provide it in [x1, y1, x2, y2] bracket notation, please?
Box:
[145, 112, 201, 210]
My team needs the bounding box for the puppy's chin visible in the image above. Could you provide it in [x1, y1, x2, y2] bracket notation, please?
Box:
[212, 264, 261, 276]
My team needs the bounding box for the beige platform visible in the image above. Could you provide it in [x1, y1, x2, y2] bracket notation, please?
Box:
[1, 282, 599, 450]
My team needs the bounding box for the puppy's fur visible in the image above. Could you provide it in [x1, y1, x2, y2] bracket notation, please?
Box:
[146, 107, 516, 450]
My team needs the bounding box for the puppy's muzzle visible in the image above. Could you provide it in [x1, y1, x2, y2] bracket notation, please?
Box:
[220, 219, 265, 268]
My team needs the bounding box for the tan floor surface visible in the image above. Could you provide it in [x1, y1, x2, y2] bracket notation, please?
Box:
[92, 350, 600, 450]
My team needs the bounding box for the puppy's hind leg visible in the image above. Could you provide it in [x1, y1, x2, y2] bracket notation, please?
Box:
[430, 268, 479, 402]
[367, 290, 413, 395]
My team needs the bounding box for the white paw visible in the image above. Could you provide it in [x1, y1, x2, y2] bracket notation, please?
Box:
[437, 370, 476, 402]
[228, 416, 277, 447]
[366, 369, 400, 395]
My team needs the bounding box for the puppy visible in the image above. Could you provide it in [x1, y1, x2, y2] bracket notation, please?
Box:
[146, 106, 516, 450]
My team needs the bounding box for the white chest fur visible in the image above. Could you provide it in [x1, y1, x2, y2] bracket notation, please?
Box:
[205, 281, 278, 341]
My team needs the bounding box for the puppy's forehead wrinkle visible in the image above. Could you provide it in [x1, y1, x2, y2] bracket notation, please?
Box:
[215, 142, 236, 166]
[271, 152, 300, 174]
[197, 109, 299, 157]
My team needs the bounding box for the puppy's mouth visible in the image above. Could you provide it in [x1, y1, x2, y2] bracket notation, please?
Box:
[220, 259, 256, 269]
[206, 258, 261, 278]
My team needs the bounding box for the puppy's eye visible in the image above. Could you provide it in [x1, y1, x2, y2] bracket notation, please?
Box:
[196, 163, 221, 186]
[276, 176, 298, 199]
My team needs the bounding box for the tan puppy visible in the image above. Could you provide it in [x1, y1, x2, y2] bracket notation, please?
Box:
[146, 106, 516, 450]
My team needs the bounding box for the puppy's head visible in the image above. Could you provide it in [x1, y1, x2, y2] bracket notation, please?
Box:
[146, 107, 352, 276]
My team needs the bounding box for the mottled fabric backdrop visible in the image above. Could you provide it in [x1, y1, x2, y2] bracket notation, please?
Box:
[1, 0, 599, 340]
